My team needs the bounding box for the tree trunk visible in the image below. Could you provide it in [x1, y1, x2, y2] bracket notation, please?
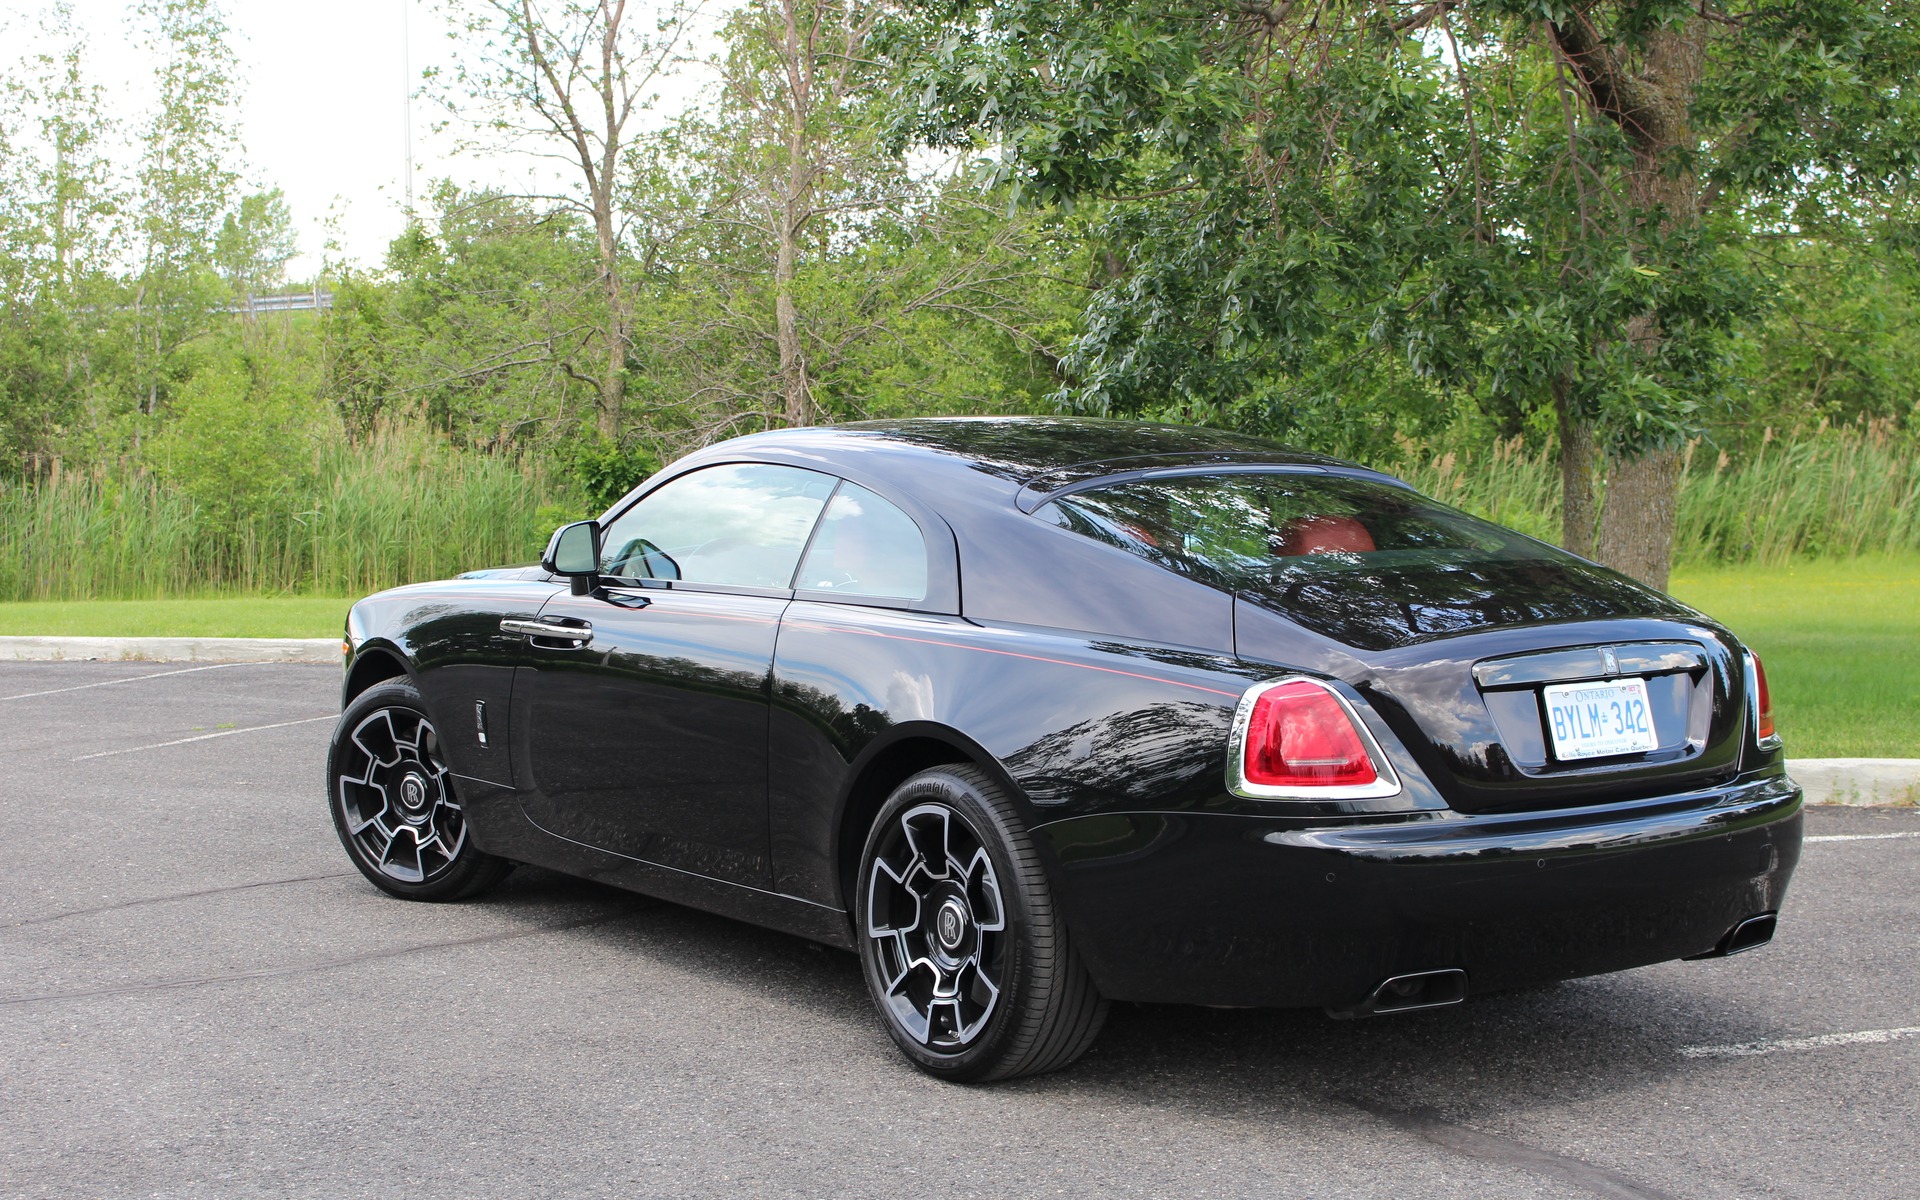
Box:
[1596, 445, 1682, 590]
[1550, 15, 1705, 589]
[775, 0, 814, 428]
[1554, 378, 1600, 559]
[776, 217, 809, 427]
[596, 203, 627, 441]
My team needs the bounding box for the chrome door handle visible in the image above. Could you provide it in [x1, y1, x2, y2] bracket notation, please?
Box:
[500, 618, 594, 647]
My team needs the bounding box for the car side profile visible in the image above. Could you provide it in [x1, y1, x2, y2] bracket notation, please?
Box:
[328, 417, 1802, 1081]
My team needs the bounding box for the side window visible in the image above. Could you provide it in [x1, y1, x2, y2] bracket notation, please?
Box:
[795, 481, 928, 601]
[598, 464, 837, 589]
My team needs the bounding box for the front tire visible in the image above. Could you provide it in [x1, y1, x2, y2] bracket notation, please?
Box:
[856, 764, 1108, 1081]
[327, 678, 513, 902]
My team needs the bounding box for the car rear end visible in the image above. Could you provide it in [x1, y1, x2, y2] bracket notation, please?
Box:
[1026, 466, 1802, 1012]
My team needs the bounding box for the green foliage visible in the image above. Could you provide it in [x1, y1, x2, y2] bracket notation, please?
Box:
[0, 3, 121, 470]
[1, 0, 1917, 607]
[128, 0, 242, 415]
[902, 0, 1920, 582]
[146, 348, 319, 535]
[0, 424, 569, 601]
[214, 189, 296, 299]
[1730, 237, 1920, 445]
[320, 187, 606, 453]
[568, 436, 659, 512]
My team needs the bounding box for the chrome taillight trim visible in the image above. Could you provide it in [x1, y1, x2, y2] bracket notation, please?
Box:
[1742, 651, 1782, 753]
[1225, 675, 1405, 801]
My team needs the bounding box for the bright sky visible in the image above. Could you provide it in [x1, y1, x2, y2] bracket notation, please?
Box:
[3, 0, 717, 279]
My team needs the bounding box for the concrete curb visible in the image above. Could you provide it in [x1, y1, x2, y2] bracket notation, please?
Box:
[1789, 759, 1920, 808]
[0, 636, 340, 664]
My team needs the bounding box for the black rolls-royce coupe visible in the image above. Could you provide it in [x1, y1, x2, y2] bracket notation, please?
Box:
[330, 418, 1801, 1080]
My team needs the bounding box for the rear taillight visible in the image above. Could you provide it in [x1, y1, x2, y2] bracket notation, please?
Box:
[1749, 651, 1777, 743]
[1227, 677, 1401, 799]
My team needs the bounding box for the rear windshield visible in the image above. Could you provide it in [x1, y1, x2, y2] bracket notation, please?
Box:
[1034, 471, 1570, 589]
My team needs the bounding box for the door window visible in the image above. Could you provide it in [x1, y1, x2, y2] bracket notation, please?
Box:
[598, 463, 837, 589]
[795, 481, 928, 601]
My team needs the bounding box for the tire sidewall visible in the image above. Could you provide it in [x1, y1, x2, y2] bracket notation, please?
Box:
[854, 766, 1042, 1081]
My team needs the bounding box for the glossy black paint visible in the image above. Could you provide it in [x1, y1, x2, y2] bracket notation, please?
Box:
[1038, 774, 1801, 1006]
[339, 417, 1802, 1009]
[512, 585, 786, 888]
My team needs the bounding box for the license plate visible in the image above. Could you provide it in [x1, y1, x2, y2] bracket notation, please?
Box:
[1542, 677, 1658, 761]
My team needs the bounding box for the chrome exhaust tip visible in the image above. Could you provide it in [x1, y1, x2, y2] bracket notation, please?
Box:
[1327, 968, 1469, 1019]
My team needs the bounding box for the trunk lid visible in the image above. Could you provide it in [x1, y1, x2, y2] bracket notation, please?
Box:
[1234, 560, 1751, 812]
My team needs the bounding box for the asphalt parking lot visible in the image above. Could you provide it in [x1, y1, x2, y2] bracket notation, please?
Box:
[1, 661, 1915, 1199]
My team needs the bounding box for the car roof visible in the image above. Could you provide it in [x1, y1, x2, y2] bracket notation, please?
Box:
[635, 417, 1412, 647]
[682, 416, 1389, 504]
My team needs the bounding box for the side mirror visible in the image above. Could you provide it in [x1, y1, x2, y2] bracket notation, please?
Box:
[542, 521, 601, 594]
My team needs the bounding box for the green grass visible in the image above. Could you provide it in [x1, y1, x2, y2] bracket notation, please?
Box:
[0, 597, 354, 639]
[1670, 555, 1920, 759]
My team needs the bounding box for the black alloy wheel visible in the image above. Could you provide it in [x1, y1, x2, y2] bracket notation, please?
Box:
[856, 764, 1108, 1081]
[327, 678, 512, 901]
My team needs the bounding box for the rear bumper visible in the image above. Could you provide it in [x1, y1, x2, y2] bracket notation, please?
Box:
[1037, 771, 1802, 1008]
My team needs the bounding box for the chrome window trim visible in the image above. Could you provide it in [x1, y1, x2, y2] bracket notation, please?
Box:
[1225, 675, 1405, 801]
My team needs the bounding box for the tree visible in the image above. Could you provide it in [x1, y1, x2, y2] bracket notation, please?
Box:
[321, 186, 606, 451]
[435, 0, 704, 440]
[214, 188, 297, 303]
[716, 0, 896, 426]
[129, 0, 241, 418]
[608, 0, 1075, 437]
[0, 1, 122, 470]
[907, 0, 1920, 586]
[621, 128, 1074, 440]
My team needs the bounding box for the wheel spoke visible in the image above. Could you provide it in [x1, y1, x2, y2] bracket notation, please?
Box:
[965, 847, 1005, 932]
[902, 809, 950, 880]
[951, 959, 998, 1043]
[883, 959, 938, 1044]
[350, 724, 387, 769]
[390, 710, 422, 758]
[866, 855, 920, 939]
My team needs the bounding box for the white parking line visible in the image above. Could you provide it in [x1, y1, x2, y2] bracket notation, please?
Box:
[0, 662, 253, 702]
[71, 715, 336, 761]
[1680, 1025, 1920, 1059]
[1804, 831, 1920, 844]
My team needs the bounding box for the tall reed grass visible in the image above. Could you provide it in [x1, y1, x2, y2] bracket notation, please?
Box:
[0, 430, 571, 601]
[2, 421, 1912, 601]
[1397, 421, 1920, 566]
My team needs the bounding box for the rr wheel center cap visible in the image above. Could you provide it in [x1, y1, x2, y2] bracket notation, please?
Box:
[935, 898, 969, 951]
[398, 772, 431, 815]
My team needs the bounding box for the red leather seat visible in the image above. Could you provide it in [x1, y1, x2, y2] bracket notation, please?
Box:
[1273, 514, 1377, 556]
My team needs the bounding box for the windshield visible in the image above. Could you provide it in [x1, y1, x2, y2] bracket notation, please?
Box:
[1034, 471, 1572, 590]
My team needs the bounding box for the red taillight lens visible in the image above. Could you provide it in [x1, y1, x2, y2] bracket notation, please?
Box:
[1752, 652, 1776, 741]
[1242, 680, 1379, 788]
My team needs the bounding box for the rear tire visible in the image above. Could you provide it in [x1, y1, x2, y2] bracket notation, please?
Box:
[855, 764, 1108, 1081]
[327, 677, 513, 902]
